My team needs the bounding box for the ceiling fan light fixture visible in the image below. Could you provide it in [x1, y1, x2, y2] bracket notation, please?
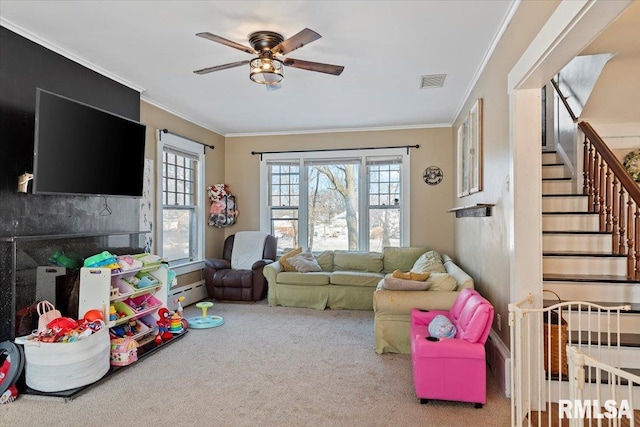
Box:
[249, 57, 284, 85]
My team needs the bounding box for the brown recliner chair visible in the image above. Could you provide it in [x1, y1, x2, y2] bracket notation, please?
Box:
[204, 232, 277, 302]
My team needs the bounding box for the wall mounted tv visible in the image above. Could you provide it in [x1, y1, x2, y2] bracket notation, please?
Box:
[33, 88, 146, 197]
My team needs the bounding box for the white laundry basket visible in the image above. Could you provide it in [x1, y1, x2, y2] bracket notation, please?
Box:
[23, 326, 110, 392]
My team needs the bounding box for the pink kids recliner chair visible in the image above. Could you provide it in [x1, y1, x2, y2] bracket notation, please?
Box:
[410, 288, 494, 408]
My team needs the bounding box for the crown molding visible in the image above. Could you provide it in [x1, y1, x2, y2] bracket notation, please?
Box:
[140, 96, 225, 136]
[0, 18, 144, 93]
[450, 0, 522, 124]
[225, 122, 451, 138]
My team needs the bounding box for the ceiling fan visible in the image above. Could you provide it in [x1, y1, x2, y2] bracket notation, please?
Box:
[193, 28, 344, 91]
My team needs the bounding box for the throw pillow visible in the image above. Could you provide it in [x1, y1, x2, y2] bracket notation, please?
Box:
[279, 247, 302, 272]
[427, 273, 458, 291]
[289, 249, 322, 273]
[391, 269, 431, 281]
[410, 250, 446, 274]
[428, 314, 457, 339]
[382, 276, 431, 291]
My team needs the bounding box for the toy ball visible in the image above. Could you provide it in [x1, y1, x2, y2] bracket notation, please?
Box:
[84, 309, 104, 322]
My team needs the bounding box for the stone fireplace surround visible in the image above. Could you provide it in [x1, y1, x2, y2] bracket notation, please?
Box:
[0, 231, 148, 342]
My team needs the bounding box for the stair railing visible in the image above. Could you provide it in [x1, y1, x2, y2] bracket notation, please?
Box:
[509, 294, 631, 427]
[567, 345, 639, 427]
[551, 79, 640, 279]
[580, 121, 640, 280]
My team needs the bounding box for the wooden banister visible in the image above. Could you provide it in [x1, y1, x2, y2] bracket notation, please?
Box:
[579, 121, 640, 280]
[579, 122, 640, 205]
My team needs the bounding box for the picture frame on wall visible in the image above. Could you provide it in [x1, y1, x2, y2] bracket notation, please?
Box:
[457, 118, 470, 197]
[469, 98, 483, 193]
[457, 98, 483, 197]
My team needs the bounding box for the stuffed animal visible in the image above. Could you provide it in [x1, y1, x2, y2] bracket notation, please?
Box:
[428, 315, 457, 339]
[207, 184, 238, 228]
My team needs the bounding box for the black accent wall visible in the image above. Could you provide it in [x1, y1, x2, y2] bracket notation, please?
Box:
[0, 26, 142, 236]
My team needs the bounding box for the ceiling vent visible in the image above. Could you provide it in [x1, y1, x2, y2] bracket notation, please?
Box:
[420, 74, 446, 89]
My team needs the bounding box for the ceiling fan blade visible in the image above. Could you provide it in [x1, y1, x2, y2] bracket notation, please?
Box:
[196, 32, 256, 55]
[283, 58, 344, 76]
[193, 60, 251, 75]
[272, 28, 321, 55]
[266, 83, 282, 92]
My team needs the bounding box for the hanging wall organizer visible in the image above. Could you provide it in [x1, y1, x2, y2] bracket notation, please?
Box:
[207, 184, 238, 228]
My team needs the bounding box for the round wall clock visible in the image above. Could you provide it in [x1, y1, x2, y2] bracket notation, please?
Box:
[423, 166, 443, 186]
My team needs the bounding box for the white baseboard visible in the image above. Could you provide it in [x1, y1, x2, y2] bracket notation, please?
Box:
[486, 329, 511, 398]
[167, 280, 207, 312]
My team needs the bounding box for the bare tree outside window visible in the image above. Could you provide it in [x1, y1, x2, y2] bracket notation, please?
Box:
[309, 162, 359, 251]
[266, 152, 404, 253]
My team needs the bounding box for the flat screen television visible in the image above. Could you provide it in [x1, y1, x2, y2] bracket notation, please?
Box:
[33, 88, 146, 197]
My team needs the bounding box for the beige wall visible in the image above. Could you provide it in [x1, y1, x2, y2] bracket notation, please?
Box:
[581, 0, 640, 125]
[224, 127, 455, 255]
[451, 0, 560, 344]
[139, 100, 226, 259]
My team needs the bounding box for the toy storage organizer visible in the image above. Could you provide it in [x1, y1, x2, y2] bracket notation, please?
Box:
[78, 256, 169, 347]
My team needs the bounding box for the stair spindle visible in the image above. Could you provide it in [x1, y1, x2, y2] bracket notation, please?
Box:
[604, 166, 612, 232]
[611, 177, 620, 253]
[619, 188, 627, 254]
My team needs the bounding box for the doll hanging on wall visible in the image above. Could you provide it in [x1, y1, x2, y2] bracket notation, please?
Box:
[207, 184, 238, 228]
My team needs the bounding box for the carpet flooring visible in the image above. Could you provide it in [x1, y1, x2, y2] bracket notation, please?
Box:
[0, 300, 511, 427]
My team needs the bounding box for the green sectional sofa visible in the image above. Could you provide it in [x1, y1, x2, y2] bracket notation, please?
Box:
[263, 247, 473, 328]
[373, 253, 474, 354]
[264, 249, 385, 311]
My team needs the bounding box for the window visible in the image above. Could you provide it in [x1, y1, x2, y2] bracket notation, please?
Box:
[261, 148, 409, 253]
[268, 161, 300, 251]
[157, 132, 205, 271]
[367, 157, 402, 252]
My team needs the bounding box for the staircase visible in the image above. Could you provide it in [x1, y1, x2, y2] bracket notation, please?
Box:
[541, 150, 640, 373]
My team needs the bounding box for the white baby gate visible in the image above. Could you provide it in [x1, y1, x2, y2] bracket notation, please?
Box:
[509, 294, 634, 426]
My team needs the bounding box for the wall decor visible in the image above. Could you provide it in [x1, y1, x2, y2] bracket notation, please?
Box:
[457, 98, 483, 197]
[207, 183, 238, 228]
[423, 166, 443, 186]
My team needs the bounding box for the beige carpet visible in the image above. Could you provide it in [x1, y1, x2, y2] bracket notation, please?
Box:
[0, 300, 511, 427]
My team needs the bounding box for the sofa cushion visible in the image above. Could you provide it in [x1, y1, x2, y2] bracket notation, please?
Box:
[289, 249, 322, 273]
[279, 247, 302, 272]
[314, 250, 334, 272]
[411, 250, 446, 274]
[333, 250, 383, 273]
[277, 271, 330, 286]
[427, 273, 458, 291]
[382, 246, 428, 273]
[330, 271, 384, 287]
[381, 276, 431, 291]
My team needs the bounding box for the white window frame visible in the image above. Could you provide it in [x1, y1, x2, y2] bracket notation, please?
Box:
[260, 148, 410, 251]
[156, 131, 205, 274]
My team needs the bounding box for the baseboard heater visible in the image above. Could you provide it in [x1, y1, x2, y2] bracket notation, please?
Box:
[167, 280, 207, 311]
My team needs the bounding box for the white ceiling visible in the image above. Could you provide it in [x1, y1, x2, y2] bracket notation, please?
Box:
[0, 1, 516, 136]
